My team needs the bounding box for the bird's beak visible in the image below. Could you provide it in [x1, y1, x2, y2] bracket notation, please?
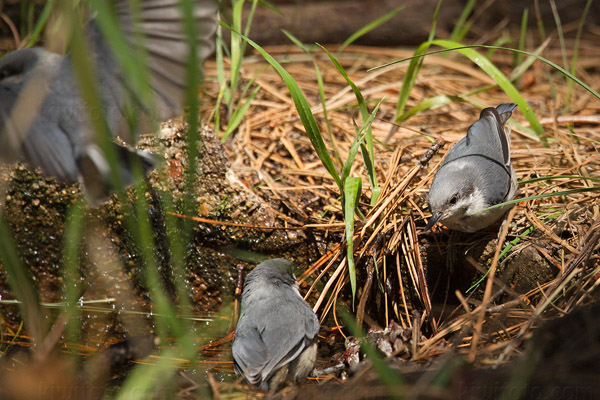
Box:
[425, 212, 442, 231]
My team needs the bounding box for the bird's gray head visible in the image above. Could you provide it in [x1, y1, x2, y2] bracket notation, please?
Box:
[245, 258, 297, 289]
[426, 170, 485, 232]
[0, 47, 61, 85]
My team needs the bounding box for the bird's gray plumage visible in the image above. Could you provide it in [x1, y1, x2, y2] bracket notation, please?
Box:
[427, 103, 518, 232]
[232, 259, 320, 391]
[0, 0, 217, 198]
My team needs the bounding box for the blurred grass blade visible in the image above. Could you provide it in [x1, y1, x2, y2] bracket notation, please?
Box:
[228, 0, 245, 114]
[344, 176, 362, 306]
[566, 0, 593, 111]
[25, 0, 56, 48]
[177, 0, 203, 238]
[222, 22, 342, 189]
[116, 332, 197, 400]
[338, 6, 405, 53]
[89, 0, 156, 120]
[515, 8, 528, 74]
[63, 200, 86, 344]
[215, 16, 230, 107]
[549, 0, 568, 73]
[0, 217, 43, 342]
[66, 0, 124, 192]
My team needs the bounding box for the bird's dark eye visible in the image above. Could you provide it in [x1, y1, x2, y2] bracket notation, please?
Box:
[449, 195, 458, 205]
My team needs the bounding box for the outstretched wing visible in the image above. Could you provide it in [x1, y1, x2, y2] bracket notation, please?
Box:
[112, 0, 218, 121]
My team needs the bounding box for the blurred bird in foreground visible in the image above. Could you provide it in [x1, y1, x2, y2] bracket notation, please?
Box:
[0, 0, 217, 200]
[426, 103, 518, 232]
[232, 259, 320, 391]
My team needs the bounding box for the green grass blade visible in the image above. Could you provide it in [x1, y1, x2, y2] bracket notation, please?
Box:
[519, 175, 600, 185]
[319, 45, 380, 204]
[397, 38, 549, 127]
[428, 0, 443, 42]
[344, 176, 362, 306]
[371, 45, 599, 102]
[487, 35, 513, 59]
[429, 39, 543, 138]
[373, 43, 600, 139]
[283, 30, 341, 166]
[481, 186, 600, 213]
[338, 6, 405, 53]
[222, 22, 342, 189]
[222, 84, 261, 141]
[394, 41, 431, 121]
[341, 127, 363, 188]
[449, 0, 476, 42]
[0, 217, 43, 342]
[397, 94, 464, 125]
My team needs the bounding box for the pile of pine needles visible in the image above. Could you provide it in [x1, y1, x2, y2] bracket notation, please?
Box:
[202, 32, 600, 389]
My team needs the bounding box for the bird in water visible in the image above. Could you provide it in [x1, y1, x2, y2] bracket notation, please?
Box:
[232, 259, 320, 391]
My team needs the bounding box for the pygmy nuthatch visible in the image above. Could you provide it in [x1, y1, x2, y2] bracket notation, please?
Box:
[0, 0, 217, 199]
[426, 103, 518, 232]
[232, 259, 320, 390]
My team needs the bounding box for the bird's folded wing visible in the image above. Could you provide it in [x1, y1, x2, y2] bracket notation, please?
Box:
[461, 104, 516, 167]
[232, 326, 270, 386]
[20, 120, 80, 183]
[258, 296, 320, 383]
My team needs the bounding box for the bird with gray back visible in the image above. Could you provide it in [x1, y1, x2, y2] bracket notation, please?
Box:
[0, 0, 217, 200]
[426, 103, 518, 232]
[232, 259, 320, 391]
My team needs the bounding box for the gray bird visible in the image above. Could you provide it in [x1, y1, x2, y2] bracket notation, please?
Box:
[426, 103, 518, 232]
[0, 0, 217, 198]
[232, 259, 320, 391]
